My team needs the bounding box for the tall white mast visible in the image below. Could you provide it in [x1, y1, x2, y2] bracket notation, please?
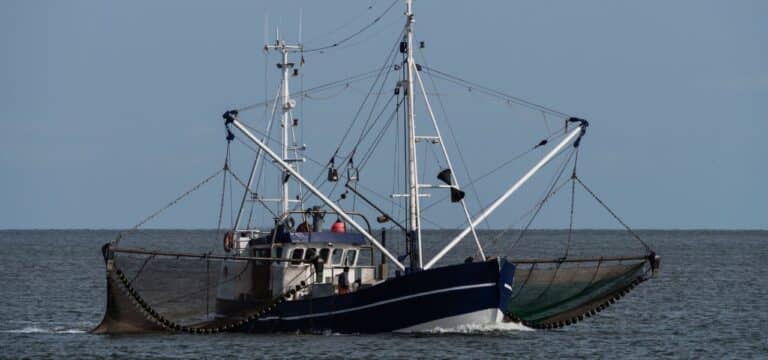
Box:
[404, 0, 423, 269]
[265, 36, 301, 216]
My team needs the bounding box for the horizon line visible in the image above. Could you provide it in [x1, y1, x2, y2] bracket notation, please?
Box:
[1, 227, 766, 232]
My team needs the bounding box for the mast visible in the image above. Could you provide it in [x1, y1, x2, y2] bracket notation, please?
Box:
[265, 35, 302, 217]
[404, 0, 422, 270]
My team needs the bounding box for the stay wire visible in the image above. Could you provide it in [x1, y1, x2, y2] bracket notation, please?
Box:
[290, 30, 402, 211]
[422, 66, 572, 120]
[114, 168, 224, 246]
[228, 153, 235, 228]
[574, 176, 652, 253]
[313, 18, 403, 54]
[216, 144, 230, 232]
[350, 93, 397, 158]
[505, 148, 578, 250]
[481, 150, 572, 250]
[229, 131, 330, 217]
[331, 27, 405, 166]
[417, 49, 489, 227]
[565, 150, 579, 259]
[354, 182, 444, 229]
[227, 167, 279, 219]
[301, 2, 376, 44]
[358, 99, 402, 170]
[486, 175, 573, 251]
[356, 96, 402, 170]
[236, 69, 388, 113]
[302, 0, 399, 53]
[348, 73, 398, 156]
[420, 128, 566, 214]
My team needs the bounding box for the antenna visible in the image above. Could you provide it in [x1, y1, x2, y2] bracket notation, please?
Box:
[263, 13, 269, 46]
[298, 8, 303, 44]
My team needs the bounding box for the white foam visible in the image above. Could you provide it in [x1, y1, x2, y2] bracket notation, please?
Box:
[420, 321, 533, 334]
[3, 326, 87, 334]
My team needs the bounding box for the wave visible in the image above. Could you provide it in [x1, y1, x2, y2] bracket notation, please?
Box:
[419, 321, 533, 334]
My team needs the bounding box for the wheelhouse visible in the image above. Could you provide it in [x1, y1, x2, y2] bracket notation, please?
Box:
[216, 211, 382, 315]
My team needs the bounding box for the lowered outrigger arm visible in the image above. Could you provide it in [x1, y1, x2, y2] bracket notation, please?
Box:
[425, 120, 589, 270]
[226, 112, 407, 272]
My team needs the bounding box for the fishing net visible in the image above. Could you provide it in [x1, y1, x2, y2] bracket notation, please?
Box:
[505, 257, 653, 329]
[477, 148, 662, 329]
[92, 243, 315, 334]
[92, 249, 226, 334]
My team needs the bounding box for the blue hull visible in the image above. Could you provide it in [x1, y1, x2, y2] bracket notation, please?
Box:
[243, 258, 516, 333]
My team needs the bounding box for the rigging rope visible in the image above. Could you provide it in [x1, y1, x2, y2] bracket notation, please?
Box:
[351, 93, 398, 156]
[351, 182, 443, 229]
[420, 129, 567, 214]
[114, 168, 224, 245]
[503, 148, 577, 250]
[217, 144, 230, 232]
[356, 96, 403, 170]
[330, 27, 404, 167]
[483, 166, 572, 251]
[301, 3, 376, 44]
[564, 150, 579, 259]
[417, 49, 488, 228]
[227, 167, 279, 219]
[279, 28, 406, 216]
[574, 176, 652, 253]
[236, 69, 388, 113]
[302, 0, 399, 53]
[422, 65, 572, 120]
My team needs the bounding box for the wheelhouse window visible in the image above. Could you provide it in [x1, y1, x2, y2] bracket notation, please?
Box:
[358, 248, 372, 266]
[252, 248, 270, 258]
[290, 248, 305, 265]
[344, 249, 358, 267]
[331, 248, 343, 266]
[273, 247, 283, 259]
[304, 248, 317, 261]
[319, 248, 330, 263]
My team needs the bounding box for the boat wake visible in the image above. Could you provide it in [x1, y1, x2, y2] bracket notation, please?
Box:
[3, 326, 87, 334]
[418, 321, 533, 334]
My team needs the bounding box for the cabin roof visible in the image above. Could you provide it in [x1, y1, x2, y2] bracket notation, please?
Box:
[249, 231, 368, 246]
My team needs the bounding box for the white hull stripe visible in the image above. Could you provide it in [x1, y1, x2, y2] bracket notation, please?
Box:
[259, 282, 497, 321]
[503, 283, 513, 292]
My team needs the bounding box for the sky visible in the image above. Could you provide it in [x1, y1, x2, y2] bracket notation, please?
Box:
[1, 0, 766, 230]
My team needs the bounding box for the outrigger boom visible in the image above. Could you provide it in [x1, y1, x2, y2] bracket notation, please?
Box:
[226, 113, 407, 271]
[425, 120, 588, 269]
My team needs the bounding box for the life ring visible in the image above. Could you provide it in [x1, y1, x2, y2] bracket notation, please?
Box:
[223, 231, 235, 252]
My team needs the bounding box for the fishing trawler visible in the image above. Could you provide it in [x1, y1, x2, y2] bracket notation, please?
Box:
[93, 0, 659, 334]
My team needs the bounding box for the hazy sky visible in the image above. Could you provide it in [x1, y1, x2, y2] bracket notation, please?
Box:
[1, 0, 765, 230]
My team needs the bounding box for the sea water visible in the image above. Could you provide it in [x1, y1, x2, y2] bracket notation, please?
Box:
[0, 230, 766, 359]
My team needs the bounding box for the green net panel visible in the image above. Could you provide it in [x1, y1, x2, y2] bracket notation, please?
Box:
[506, 258, 650, 329]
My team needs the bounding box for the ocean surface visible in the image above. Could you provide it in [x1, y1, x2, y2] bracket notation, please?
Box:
[0, 229, 766, 359]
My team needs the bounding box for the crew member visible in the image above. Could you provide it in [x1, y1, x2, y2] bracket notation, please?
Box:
[337, 267, 350, 295]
